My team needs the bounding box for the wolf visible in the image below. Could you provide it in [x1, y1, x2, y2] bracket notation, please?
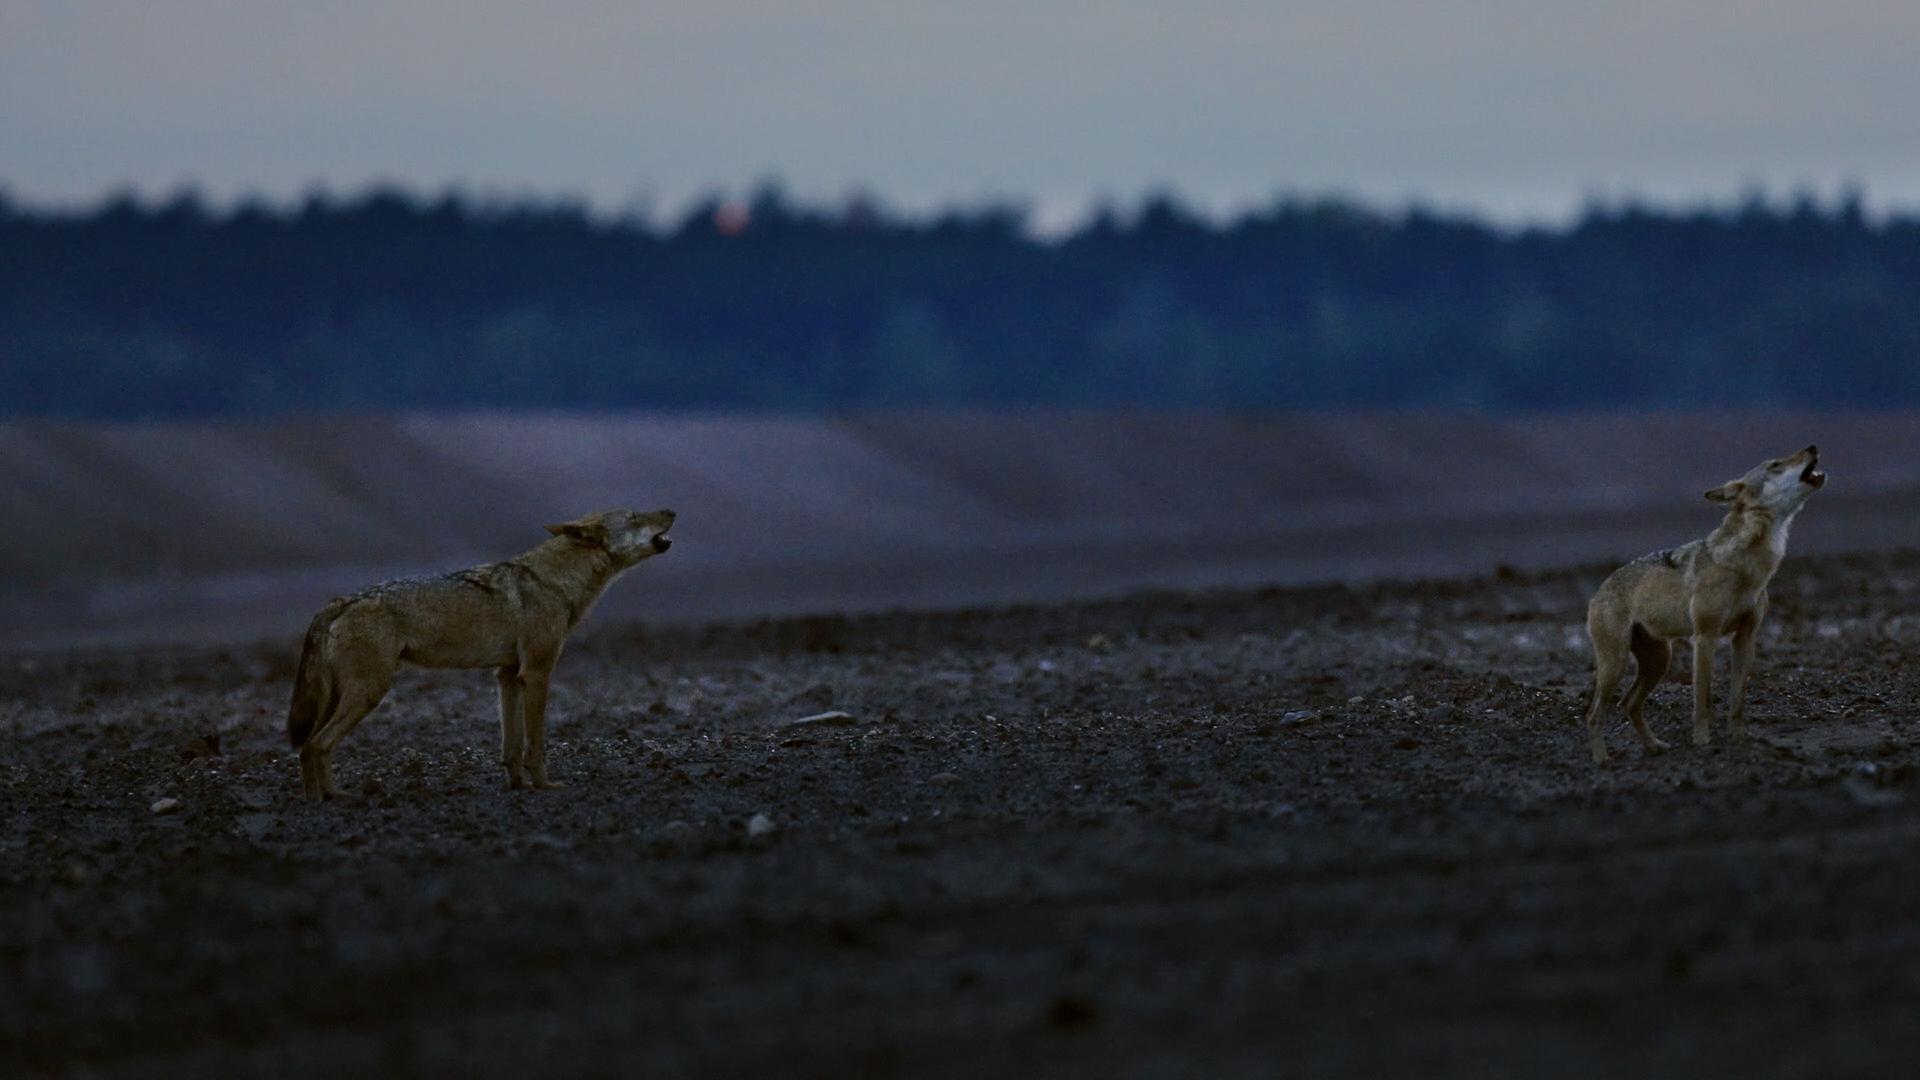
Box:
[287, 508, 675, 802]
[1582, 447, 1825, 764]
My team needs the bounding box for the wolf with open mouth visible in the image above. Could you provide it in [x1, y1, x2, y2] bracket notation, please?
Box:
[1580, 447, 1824, 764]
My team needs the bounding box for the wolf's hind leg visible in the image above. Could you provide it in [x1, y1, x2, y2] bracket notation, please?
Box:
[1623, 625, 1672, 753]
[298, 742, 349, 803]
[306, 643, 396, 801]
[497, 665, 527, 789]
[300, 747, 323, 803]
[1585, 634, 1629, 765]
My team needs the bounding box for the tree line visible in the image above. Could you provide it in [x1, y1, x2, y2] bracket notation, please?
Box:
[4, 185, 1917, 418]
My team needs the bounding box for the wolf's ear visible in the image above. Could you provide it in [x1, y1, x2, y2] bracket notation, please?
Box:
[544, 522, 603, 545]
[1704, 481, 1745, 503]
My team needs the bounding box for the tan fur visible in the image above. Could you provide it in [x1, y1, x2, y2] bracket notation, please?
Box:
[287, 508, 675, 802]
[1582, 446, 1825, 764]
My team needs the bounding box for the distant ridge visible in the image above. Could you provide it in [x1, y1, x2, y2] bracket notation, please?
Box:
[2, 411, 1917, 648]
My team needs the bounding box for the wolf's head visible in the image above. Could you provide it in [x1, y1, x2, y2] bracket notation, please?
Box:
[1705, 445, 1825, 513]
[545, 508, 677, 566]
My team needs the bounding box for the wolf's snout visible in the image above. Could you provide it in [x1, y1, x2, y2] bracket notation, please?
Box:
[1800, 445, 1826, 487]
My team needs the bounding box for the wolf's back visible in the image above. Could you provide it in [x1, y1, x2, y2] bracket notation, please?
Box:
[287, 598, 350, 747]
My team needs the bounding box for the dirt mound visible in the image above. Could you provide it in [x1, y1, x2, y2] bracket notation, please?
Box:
[4, 411, 1918, 648]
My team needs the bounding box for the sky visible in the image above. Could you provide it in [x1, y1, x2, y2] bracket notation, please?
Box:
[4, 1, 1918, 229]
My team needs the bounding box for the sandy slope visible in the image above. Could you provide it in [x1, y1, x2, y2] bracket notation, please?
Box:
[4, 551, 1920, 1076]
[4, 410, 1920, 649]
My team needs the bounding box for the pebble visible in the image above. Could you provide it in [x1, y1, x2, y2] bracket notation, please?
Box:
[781, 710, 857, 731]
[1046, 992, 1101, 1030]
[928, 771, 962, 786]
[746, 812, 777, 838]
[150, 797, 180, 815]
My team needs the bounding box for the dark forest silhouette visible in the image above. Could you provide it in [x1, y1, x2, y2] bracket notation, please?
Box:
[4, 185, 1917, 418]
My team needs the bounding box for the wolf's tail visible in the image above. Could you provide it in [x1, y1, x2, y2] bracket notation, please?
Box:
[287, 599, 348, 748]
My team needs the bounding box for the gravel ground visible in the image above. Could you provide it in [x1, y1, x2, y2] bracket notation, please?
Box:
[5, 551, 1920, 1077]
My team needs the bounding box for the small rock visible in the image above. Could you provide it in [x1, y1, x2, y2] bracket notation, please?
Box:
[928, 771, 962, 786]
[178, 732, 221, 761]
[746, 812, 777, 839]
[150, 797, 180, 815]
[1085, 634, 1113, 652]
[1279, 709, 1317, 727]
[781, 710, 857, 731]
[1045, 992, 1101, 1030]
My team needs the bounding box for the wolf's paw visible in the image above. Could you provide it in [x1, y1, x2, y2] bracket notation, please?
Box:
[1643, 736, 1672, 754]
[532, 777, 565, 791]
[1692, 730, 1712, 748]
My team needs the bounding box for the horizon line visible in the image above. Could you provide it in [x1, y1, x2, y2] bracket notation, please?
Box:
[2, 176, 1908, 239]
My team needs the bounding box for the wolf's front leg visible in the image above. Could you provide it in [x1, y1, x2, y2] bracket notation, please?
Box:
[1728, 617, 1759, 739]
[497, 665, 527, 789]
[522, 670, 563, 789]
[1691, 630, 1716, 746]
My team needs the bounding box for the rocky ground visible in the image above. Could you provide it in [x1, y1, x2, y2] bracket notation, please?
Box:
[5, 551, 1920, 1078]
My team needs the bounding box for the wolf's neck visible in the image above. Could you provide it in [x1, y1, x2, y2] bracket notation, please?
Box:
[518, 538, 623, 619]
[1708, 504, 1796, 568]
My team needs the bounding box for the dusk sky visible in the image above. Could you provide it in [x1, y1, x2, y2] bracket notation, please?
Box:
[5, 1, 1917, 228]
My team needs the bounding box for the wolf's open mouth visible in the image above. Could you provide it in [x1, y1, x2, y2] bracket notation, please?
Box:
[653, 534, 673, 552]
[1801, 460, 1826, 487]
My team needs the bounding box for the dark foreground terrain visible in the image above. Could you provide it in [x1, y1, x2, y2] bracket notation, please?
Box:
[5, 552, 1920, 1078]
